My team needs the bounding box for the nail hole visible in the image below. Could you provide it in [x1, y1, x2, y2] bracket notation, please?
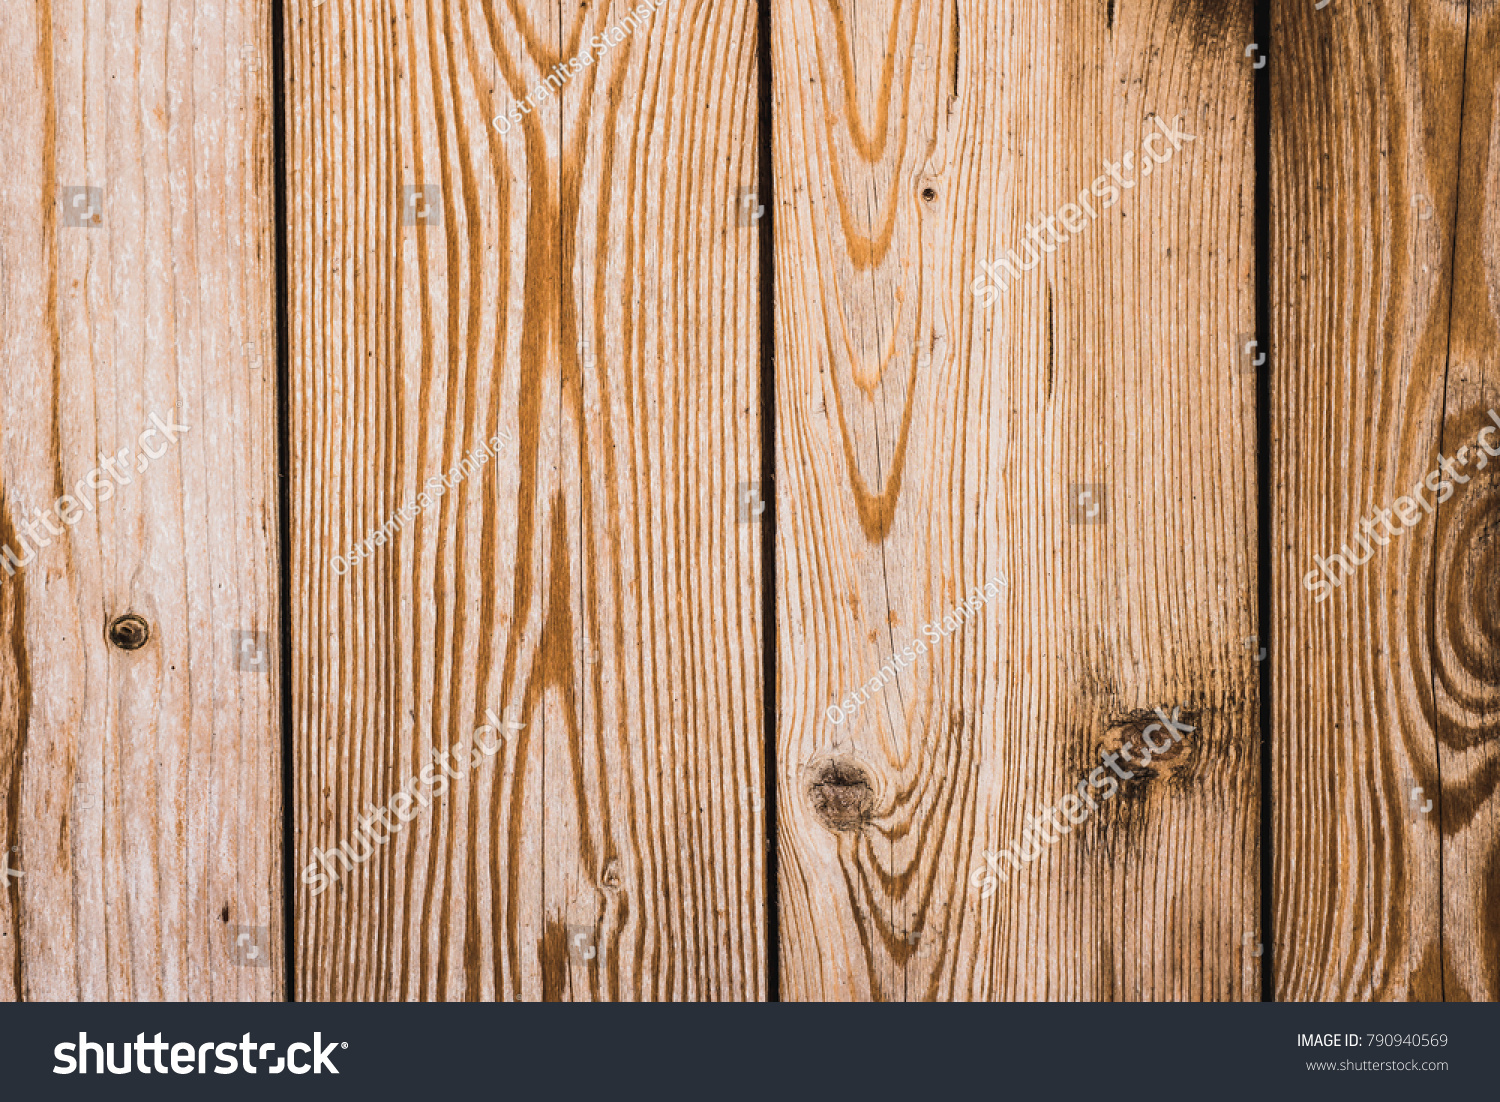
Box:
[921, 187, 937, 202]
[107, 614, 151, 651]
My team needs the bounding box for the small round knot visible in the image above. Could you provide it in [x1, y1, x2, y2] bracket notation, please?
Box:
[806, 758, 875, 832]
[107, 614, 151, 651]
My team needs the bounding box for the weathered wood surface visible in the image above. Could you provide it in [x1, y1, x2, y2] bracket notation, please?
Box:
[287, 0, 765, 999]
[1271, 0, 1500, 1001]
[771, 0, 1260, 999]
[0, 1, 282, 998]
[3, 0, 1496, 1005]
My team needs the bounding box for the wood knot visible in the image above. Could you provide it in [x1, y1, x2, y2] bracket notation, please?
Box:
[806, 758, 875, 832]
[600, 858, 622, 891]
[1098, 704, 1201, 790]
[107, 614, 151, 651]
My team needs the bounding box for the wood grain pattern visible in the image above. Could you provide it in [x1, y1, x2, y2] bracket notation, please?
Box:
[772, 0, 1260, 1000]
[1271, 0, 1500, 1001]
[289, 0, 765, 1000]
[5, 0, 1493, 1006]
[0, 0, 282, 999]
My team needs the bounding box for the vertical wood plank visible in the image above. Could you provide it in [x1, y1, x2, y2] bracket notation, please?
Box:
[772, 0, 1258, 999]
[0, 0, 282, 999]
[290, 0, 764, 1000]
[1272, 0, 1500, 1000]
[1436, 0, 1500, 1000]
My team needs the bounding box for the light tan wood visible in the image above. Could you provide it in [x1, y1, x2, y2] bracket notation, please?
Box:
[0, 1, 282, 999]
[1271, 0, 1500, 1001]
[289, 0, 765, 1000]
[772, 0, 1259, 999]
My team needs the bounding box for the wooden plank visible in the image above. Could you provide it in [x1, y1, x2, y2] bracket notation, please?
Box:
[772, 0, 1258, 999]
[0, 1, 282, 999]
[1271, 0, 1500, 1000]
[289, 0, 764, 999]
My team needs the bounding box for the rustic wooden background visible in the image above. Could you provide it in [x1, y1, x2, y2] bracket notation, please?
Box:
[0, 0, 1493, 1001]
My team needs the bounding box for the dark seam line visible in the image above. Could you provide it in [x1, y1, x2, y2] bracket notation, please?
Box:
[757, 0, 779, 1004]
[1254, 0, 1273, 1004]
[271, 0, 296, 1004]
